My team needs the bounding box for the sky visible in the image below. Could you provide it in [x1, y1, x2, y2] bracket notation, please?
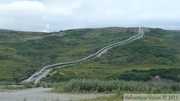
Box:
[0, 0, 180, 32]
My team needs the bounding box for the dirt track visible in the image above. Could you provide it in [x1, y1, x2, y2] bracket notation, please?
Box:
[0, 88, 108, 101]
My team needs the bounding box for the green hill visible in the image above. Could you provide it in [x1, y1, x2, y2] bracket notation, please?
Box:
[0, 27, 138, 83]
[41, 28, 180, 82]
[0, 27, 180, 84]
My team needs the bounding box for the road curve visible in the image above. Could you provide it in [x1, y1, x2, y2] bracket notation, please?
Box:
[23, 27, 145, 84]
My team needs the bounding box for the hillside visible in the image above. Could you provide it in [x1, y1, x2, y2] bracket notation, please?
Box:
[42, 28, 180, 82]
[0, 27, 138, 83]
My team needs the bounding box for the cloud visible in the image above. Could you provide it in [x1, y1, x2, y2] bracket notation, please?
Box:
[0, 0, 180, 32]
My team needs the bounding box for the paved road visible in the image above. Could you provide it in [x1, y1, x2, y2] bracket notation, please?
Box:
[23, 27, 144, 84]
[0, 88, 108, 101]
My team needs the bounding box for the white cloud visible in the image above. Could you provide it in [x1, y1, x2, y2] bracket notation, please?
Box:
[0, 0, 180, 32]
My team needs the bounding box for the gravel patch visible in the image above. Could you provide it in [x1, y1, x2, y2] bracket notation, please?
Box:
[0, 88, 108, 101]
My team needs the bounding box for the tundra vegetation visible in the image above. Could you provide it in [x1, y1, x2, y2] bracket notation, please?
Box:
[0, 28, 180, 100]
[42, 28, 180, 83]
[0, 27, 137, 83]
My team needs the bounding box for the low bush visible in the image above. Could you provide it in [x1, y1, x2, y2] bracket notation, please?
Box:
[52, 79, 180, 94]
[117, 68, 180, 82]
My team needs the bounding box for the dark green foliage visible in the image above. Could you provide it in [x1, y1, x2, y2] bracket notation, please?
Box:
[148, 28, 167, 37]
[117, 73, 150, 81]
[120, 41, 177, 65]
[0, 34, 9, 40]
[0, 54, 9, 60]
[174, 34, 180, 41]
[116, 68, 180, 82]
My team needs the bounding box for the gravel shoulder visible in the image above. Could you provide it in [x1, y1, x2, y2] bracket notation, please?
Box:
[0, 88, 109, 101]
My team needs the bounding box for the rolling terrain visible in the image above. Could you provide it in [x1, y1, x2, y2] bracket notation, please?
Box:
[24, 27, 144, 84]
[42, 28, 180, 83]
[0, 27, 138, 83]
[0, 27, 179, 84]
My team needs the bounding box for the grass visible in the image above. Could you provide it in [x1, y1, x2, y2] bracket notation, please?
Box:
[51, 79, 180, 94]
[0, 85, 26, 91]
[0, 30, 48, 82]
[50, 79, 180, 101]
[82, 95, 123, 101]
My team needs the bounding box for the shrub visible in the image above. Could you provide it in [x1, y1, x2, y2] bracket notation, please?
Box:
[52, 79, 180, 94]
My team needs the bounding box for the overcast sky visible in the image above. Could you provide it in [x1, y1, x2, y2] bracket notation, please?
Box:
[0, 0, 179, 32]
